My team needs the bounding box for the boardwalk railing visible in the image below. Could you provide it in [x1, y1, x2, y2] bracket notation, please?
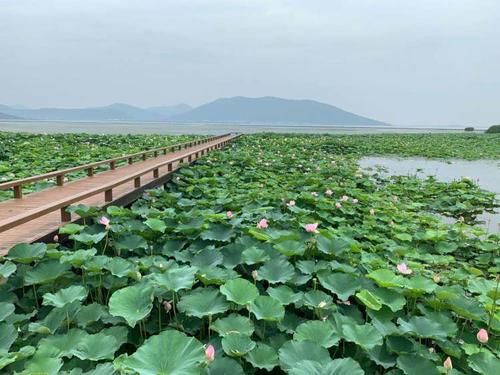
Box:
[0, 134, 239, 233]
[0, 134, 228, 199]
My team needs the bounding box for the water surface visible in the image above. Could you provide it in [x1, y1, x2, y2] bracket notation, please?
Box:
[359, 157, 500, 232]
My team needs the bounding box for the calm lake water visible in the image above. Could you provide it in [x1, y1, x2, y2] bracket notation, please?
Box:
[359, 157, 500, 232]
[0, 120, 479, 135]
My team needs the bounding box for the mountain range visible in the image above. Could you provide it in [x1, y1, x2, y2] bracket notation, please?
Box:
[0, 97, 386, 125]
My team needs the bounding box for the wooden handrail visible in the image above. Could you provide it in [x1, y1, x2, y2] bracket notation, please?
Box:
[0, 134, 230, 197]
[0, 134, 240, 233]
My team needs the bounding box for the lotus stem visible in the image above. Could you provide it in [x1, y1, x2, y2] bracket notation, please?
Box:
[32, 285, 39, 309]
[487, 275, 499, 331]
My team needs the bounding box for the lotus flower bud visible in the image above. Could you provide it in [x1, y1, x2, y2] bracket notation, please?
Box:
[318, 301, 327, 309]
[163, 300, 172, 312]
[251, 270, 258, 280]
[205, 344, 215, 362]
[53, 235, 59, 242]
[443, 357, 452, 370]
[477, 328, 489, 344]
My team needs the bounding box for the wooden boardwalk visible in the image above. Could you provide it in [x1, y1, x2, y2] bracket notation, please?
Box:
[0, 134, 238, 255]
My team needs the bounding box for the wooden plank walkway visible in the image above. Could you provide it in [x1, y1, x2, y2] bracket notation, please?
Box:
[0, 134, 238, 255]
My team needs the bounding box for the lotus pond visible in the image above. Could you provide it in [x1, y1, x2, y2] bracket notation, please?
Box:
[0, 132, 199, 201]
[0, 133, 499, 374]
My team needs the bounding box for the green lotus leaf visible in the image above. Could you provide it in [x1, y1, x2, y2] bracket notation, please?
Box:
[248, 228, 272, 241]
[241, 246, 270, 265]
[196, 266, 238, 285]
[295, 260, 329, 275]
[366, 344, 397, 368]
[75, 303, 108, 327]
[249, 296, 285, 321]
[201, 224, 236, 242]
[222, 333, 256, 357]
[0, 323, 17, 352]
[72, 332, 121, 361]
[355, 289, 382, 311]
[144, 218, 167, 233]
[302, 290, 334, 310]
[211, 314, 254, 336]
[397, 313, 457, 340]
[59, 223, 84, 235]
[396, 354, 439, 375]
[294, 320, 340, 348]
[22, 355, 63, 375]
[467, 351, 500, 374]
[317, 271, 362, 301]
[0, 302, 15, 322]
[104, 257, 137, 278]
[28, 308, 68, 335]
[108, 284, 154, 327]
[245, 343, 279, 371]
[341, 322, 384, 349]
[274, 240, 306, 257]
[24, 260, 71, 285]
[220, 278, 259, 305]
[42, 285, 88, 308]
[0, 261, 16, 280]
[278, 340, 331, 371]
[114, 233, 148, 251]
[316, 235, 351, 255]
[257, 258, 295, 284]
[267, 285, 302, 305]
[402, 276, 437, 295]
[115, 330, 204, 375]
[367, 269, 404, 288]
[0, 346, 35, 371]
[82, 363, 116, 375]
[71, 232, 107, 245]
[37, 328, 88, 357]
[289, 358, 365, 375]
[368, 286, 406, 312]
[192, 248, 224, 268]
[59, 248, 97, 267]
[7, 243, 46, 264]
[204, 357, 245, 375]
[177, 287, 229, 318]
[153, 265, 197, 292]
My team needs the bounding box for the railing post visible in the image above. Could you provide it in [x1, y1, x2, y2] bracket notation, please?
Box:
[56, 174, 64, 186]
[180, 158, 184, 163]
[87, 167, 94, 177]
[168, 163, 172, 172]
[13, 185, 22, 199]
[134, 177, 141, 188]
[110, 161, 116, 170]
[153, 168, 159, 178]
[61, 206, 71, 222]
[154, 151, 158, 158]
[188, 155, 192, 162]
[163, 148, 167, 155]
[142, 153, 147, 161]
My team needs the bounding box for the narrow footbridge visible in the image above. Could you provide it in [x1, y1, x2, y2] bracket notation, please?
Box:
[0, 133, 239, 254]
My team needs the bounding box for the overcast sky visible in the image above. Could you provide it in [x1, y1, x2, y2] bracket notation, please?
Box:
[1, 0, 499, 126]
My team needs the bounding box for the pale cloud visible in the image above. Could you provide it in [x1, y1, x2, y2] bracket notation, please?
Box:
[0, 0, 499, 126]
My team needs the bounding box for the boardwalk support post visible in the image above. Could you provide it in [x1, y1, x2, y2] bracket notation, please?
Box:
[61, 207, 71, 222]
[105, 189, 113, 202]
[153, 168, 159, 178]
[134, 177, 141, 188]
[56, 175, 64, 186]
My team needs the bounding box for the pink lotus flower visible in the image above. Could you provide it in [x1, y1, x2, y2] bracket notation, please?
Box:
[325, 189, 333, 196]
[352, 198, 358, 204]
[304, 223, 319, 233]
[205, 344, 215, 362]
[256, 219, 268, 229]
[341, 195, 349, 202]
[53, 235, 59, 242]
[335, 202, 342, 209]
[99, 216, 110, 229]
[226, 211, 233, 218]
[443, 357, 452, 371]
[397, 263, 412, 275]
[286, 200, 296, 207]
[477, 328, 489, 344]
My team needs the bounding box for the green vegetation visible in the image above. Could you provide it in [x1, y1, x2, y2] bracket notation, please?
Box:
[0, 134, 498, 374]
[0, 132, 199, 200]
[486, 125, 500, 134]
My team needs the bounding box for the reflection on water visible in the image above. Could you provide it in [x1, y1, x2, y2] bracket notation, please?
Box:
[359, 157, 500, 232]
